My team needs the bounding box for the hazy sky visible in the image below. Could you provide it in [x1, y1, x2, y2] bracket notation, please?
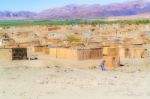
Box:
[0, 0, 143, 12]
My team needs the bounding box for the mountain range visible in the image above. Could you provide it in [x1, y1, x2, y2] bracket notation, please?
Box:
[0, 0, 150, 20]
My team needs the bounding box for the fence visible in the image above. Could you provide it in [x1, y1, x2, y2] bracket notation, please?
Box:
[34, 47, 103, 60]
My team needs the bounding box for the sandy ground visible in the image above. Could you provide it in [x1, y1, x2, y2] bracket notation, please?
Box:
[0, 54, 150, 99]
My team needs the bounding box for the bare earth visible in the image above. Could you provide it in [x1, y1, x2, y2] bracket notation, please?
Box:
[0, 54, 150, 99]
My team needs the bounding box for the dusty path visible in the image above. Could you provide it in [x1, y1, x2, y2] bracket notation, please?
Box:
[0, 53, 150, 99]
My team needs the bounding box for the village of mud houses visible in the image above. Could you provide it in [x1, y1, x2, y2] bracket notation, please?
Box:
[1, 0, 150, 99]
[0, 22, 150, 98]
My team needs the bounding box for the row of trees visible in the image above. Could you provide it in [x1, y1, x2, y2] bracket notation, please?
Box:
[0, 19, 150, 26]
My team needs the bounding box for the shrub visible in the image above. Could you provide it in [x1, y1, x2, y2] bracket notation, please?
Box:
[66, 35, 80, 43]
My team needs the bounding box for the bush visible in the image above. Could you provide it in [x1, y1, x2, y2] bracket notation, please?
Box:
[66, 35, 80, 43]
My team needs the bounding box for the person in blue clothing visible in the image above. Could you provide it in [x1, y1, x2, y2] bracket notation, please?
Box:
[99, 59, 106, 71]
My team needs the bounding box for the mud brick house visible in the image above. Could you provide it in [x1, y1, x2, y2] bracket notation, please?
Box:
[0, 47, 33, 61]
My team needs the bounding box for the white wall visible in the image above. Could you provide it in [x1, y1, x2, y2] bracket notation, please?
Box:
[0, 39, 3, 46]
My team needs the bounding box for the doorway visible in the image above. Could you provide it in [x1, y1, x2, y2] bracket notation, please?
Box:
[12, 48, 28, 60]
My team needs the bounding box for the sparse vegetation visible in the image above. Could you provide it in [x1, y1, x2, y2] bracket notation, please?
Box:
[66, 35, 80, 44]
[0, 19, 150, 26]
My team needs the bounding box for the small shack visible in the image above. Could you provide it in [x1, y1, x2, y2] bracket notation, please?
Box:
[119, 46, 148, 59]
[0, 47, 32, 61]
[102, 47, 120, 69]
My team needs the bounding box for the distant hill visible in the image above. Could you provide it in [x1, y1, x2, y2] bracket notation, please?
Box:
[1, 0, 150, 20]
[0, 11, 36, 20]
[106, 13, 150, 21]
